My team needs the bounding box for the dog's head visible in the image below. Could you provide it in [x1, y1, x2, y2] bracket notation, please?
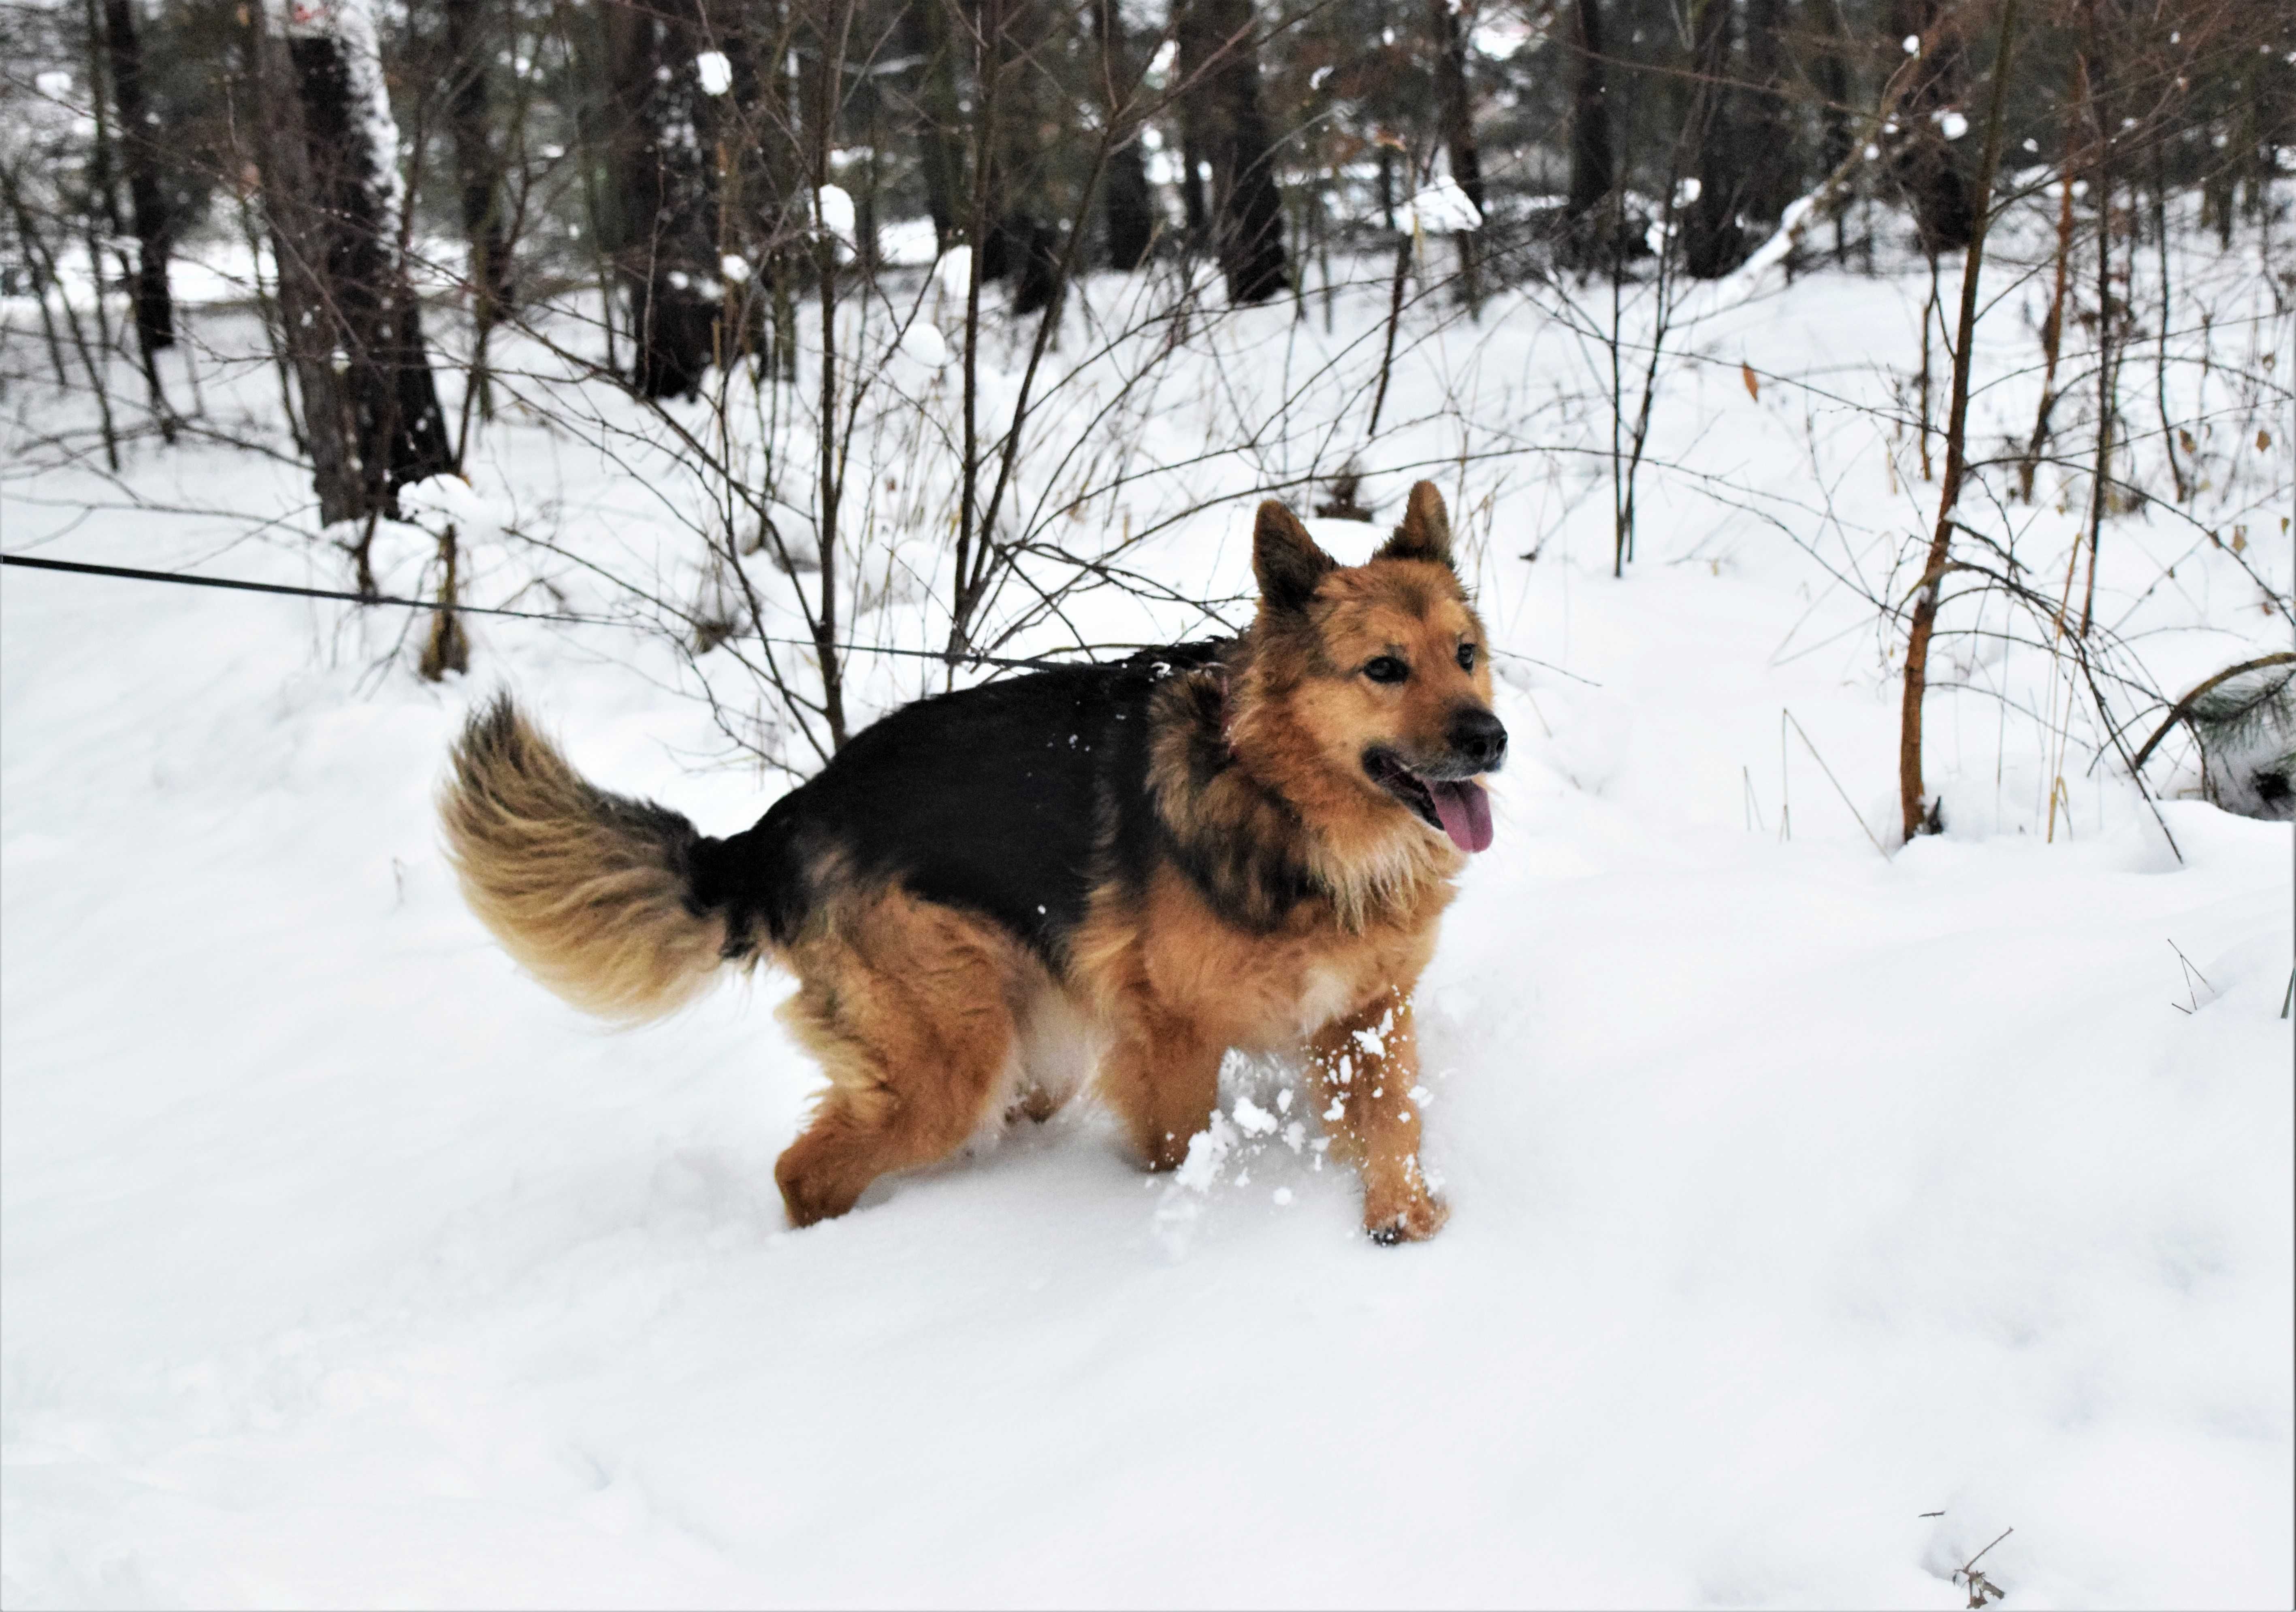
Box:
[1244, 482, 1505, 854]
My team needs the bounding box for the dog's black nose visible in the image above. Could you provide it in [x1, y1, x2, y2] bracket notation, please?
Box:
[1449, 707, 1508, 771]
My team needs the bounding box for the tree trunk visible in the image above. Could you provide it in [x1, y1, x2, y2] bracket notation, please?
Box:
[98, 0, 175, 353]
[1887, 0, 1974, 253]
[1740, 0, 1799, 230]
[602, 0, 718, 398]
[444, 0, 513, 328]
[976, 0, 1063, 315]
[1179, 0, 1287, 304]
[1680, 0, 1746, 278]
[1093, 0, 1155, 270]
[1180, 121, 1211, 242]
[1816, 0, 1854, 262]
[1424, 0, 1484, 297]
[1899, 0, 2018, 842]
[254, 0, 455, 526]
[1564, 0, 1615, 248]
[900, 0, 966, 257]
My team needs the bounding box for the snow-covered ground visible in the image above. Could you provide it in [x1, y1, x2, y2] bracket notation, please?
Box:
[3, 231, 2291, 1607]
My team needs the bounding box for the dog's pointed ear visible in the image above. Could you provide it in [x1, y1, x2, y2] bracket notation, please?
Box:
[1377, 480, 1454, 569]
[1253, 500, 1336, 613]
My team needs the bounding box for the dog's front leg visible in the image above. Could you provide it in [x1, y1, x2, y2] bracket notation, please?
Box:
[1307, 987, 1447, 1243]
[1102, 1015, 1224, 1173]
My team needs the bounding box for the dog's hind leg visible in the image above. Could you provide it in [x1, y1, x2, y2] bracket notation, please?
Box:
[1307, 986, 1447, 1243]
[772, 891, 1022, 1227]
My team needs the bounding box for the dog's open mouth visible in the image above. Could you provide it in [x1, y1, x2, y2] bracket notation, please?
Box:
[1364, 749, 1494, 854]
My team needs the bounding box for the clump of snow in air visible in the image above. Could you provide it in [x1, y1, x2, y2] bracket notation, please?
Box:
[1, 187, 2289, 1609]
[1904, 31, 1921, 51]
[1229, 1095, 1279, 1137]
[695, 50, 731, 96]
[1404, 175, 1482, 234]
[719, 252, 749, 284]
[814, 183, 855, 242]
[1935, 109, 1971, 141]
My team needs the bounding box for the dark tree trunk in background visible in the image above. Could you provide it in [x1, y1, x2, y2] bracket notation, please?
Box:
[1565, 0, 1614, 218]
[1817, 0, 1854, 261]
[1740, 0, 1799, 229]
[1564, 0, 1615, 257]
[1093, 0, 1155, 270]
[1424, 0, 1484, 294]
[901, 0, 966, 256]
[445, 0, 514, 327]
[99, 0, 175, 353]
[1179, 0, 1287, 303]
[977, 0, 1063, 315]
[1888, 0, 1974, 252]
[603, 0, 717, 398]
[1179, 122, 1211, 241]
[254, 0, 455, 526]
[1680, 0, 1746, 277]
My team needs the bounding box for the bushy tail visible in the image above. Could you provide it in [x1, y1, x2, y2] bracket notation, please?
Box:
[440, 696, 733, 1024]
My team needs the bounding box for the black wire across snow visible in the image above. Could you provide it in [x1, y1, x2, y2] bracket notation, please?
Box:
[2, 550, 1599, 687]
[0, 552, 1079, 671]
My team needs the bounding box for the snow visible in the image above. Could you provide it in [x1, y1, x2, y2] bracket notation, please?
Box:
[814, 184, 855, 243]
[932, 243, 973, 298]
[694, 51, 731, 97]
[896, 317, 949, 368]
[2, 213, 2291, 1607]
[1405, 176, 1484, 236]
[876, 216, 939, 268]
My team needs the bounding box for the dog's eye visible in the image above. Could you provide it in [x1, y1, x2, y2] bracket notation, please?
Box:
[1363, 656, 1409, 685]
[1456, 642, 1478, 672]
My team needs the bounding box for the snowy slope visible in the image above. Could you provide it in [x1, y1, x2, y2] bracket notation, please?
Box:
[3, 250, 2292, 1608]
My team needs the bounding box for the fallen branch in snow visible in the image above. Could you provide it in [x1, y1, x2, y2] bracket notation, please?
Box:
[2166, 938, 2216, 1015]
[2127, 652, 2296, 776]
[1953, 1526, 2013, 1607]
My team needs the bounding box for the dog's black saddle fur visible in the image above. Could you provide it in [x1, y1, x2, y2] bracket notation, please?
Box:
[691, 641, 1230, 964]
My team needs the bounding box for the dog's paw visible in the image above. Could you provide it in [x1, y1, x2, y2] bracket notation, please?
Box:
[1364, 1192, 1449, 1245]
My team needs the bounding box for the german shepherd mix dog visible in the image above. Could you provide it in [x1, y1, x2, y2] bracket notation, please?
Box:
[441, 483, 1504, 1242]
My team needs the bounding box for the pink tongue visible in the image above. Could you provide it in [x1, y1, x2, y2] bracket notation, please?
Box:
[1428, 779, 1493, 853]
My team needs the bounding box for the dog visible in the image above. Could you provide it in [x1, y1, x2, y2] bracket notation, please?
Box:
[439, 482, 1504, 1242]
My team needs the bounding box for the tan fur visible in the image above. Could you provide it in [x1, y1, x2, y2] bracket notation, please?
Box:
[769, 886, 1048, 1224]
[440, 700, 734, 1024]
